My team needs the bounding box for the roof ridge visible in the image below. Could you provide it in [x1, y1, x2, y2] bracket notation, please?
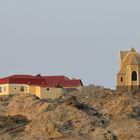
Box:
[122, 51, 130, 62]
[130, 48, 136, 52]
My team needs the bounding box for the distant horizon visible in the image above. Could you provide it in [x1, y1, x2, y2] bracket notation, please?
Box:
[0, 1, 140, 89]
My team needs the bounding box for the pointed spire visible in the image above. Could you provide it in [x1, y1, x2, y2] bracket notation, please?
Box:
[130, 48, 136, 52]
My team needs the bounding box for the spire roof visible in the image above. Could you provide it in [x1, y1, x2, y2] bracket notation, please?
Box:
[130, 48, 136, 52]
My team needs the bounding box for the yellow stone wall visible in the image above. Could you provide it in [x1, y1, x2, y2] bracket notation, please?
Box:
[0, 84, 63, 100]
[28, 85, 36, 95]
[35, 86, 41, 98]
[116, 48, 140, 92]
[0, 83, 81, 99]
[39, 87, 63, 99]
[9, 84, 29, 94]
[116, 74, 126, 86]
[0, 84, 29, 96]
[117, 65, 140, 87]
[126, 65, 140, 86]
[0, 84, 9, 95]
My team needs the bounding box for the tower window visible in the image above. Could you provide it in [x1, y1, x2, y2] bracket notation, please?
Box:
[121, 77, 123, 82]
[132, 71, 137, 81]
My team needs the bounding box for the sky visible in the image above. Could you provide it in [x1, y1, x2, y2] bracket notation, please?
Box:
[0, 0, 140, 89]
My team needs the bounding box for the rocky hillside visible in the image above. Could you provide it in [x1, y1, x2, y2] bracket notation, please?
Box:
[0, 86, 140, 140]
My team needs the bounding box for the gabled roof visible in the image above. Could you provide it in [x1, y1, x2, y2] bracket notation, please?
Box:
[0, 75, 83, 88]
[119, 48, 140, 74]
[120, 51, 129, 61]
[131, 48, 136, 52]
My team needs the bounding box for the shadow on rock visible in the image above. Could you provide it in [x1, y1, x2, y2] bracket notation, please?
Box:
[64, 96, 109, 127]
[128, 106, 140, 120]
[0, 115, 30, 136]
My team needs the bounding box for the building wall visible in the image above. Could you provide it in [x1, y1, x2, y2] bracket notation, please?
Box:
[9, 84, 29, 94]
[39, 87, 63, 99]
[0, 84, 68, 99]
[0, 84, 9, 95]
[63, 86, 83, 93]
[116, 74, 126, 87]
[0, 84, 30, 96]
[126, 65, 140, 86]
[117, 64, 140, 92]
[35, 86, 41, 98]
[64, 86, 83, 91]
[28, 85, 36, 95]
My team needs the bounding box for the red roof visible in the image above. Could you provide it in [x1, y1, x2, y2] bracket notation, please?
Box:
[0, 75, 83, 88]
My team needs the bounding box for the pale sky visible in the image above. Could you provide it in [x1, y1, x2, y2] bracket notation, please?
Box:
[0, 0, 140, 89]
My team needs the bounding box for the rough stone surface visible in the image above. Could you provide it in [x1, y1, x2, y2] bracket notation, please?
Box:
[0, 87, 139, 139]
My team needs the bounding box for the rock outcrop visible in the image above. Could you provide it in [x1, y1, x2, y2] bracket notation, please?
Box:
[0, 87, 139, 140]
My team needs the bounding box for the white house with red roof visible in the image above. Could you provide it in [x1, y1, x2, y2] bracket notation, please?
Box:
[0, 75, 83, 99]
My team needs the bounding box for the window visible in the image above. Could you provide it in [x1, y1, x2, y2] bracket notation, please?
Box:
[121, 77, 123, 82]
[20, 86, 24, 92]
[132, 71, 137, 81]
[46, 88, 50, 91]
[0, 87, 2, 93]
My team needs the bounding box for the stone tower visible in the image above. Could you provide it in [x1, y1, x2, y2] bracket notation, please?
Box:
[116, 48, 140, 92]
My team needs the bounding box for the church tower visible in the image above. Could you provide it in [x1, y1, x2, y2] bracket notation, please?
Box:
[116, 48, 140, 92]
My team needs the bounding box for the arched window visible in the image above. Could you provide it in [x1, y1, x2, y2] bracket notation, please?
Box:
[121, 77, 123, 82]
[132, 71, 137, 81]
